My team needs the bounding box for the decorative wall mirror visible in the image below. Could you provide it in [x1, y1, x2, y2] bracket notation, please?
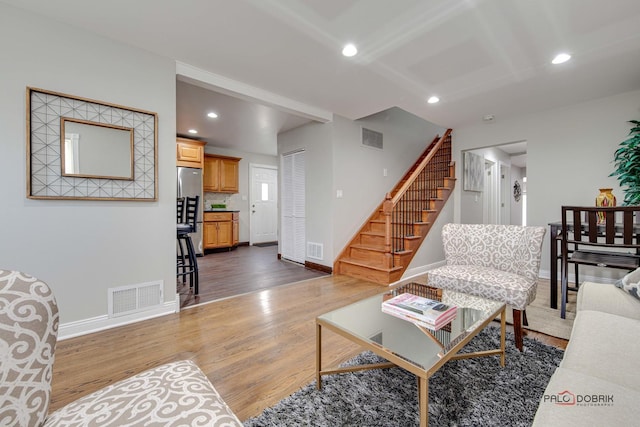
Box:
[27, 87, 157, 201]
[61, 118, 134, 180]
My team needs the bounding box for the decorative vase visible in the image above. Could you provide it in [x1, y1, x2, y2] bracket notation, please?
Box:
[595, 188, 616, 224]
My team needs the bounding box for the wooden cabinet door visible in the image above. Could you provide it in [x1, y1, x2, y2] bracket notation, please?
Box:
[176, 138, 205, 168]
[232, 219, 239, 245]
[219, 159, 239, 192]
[203, 156, 220, 192]
[217, 221, 233, 247]
[203, 222, 219, 248]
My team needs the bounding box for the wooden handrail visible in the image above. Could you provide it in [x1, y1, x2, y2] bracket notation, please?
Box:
[390, 129, 452, 206]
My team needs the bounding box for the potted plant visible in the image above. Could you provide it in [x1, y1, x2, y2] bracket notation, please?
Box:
[610, 120, 640, 205]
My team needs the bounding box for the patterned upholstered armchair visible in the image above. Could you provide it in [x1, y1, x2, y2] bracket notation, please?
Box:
[428, 224, 546, 351]
[0, 270, 242, 427]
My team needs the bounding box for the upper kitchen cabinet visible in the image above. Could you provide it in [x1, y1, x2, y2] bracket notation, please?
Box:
[203, 154, 241, 193]
[176, 137, 206, 169]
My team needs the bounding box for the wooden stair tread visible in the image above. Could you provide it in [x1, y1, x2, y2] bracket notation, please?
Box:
[351, 243, 386, 252]
[339, 257, 403, 272]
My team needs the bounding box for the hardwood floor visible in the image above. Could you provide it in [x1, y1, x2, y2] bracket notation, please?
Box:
[179, 244, 329, 308]
[50, 272, 568, 422]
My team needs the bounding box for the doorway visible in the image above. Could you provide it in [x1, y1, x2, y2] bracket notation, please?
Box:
[250, 164, 278, 245]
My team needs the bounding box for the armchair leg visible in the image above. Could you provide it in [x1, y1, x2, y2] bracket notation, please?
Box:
[512, 309, 524, 352]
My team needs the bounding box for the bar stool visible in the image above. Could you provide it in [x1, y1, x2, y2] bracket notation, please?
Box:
[177, 196, 199, 295]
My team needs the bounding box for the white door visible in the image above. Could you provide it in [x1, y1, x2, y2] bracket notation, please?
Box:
[281, 150, 305, 264]
[250, 164, 278, 245]
[483, 159, 498, 224]
[499, 163, 511, 225]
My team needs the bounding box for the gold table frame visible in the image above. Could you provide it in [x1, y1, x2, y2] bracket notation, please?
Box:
[316, 285, 506, 427]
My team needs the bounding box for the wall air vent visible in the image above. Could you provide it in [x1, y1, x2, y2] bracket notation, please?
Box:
[307, 242, 324, 260]
[362, 127, 383, 150]
[108, 280, 163, 317]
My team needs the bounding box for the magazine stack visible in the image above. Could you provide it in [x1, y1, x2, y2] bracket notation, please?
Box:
[382, 292, 457, 330]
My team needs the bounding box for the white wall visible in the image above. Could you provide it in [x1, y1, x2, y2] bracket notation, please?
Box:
[0, 4, 177, 336]
[453, 89, 640, 280]
[203, 146, 277, 243]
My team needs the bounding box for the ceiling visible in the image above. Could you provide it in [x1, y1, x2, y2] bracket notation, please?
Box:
[5, 0, 640, 156]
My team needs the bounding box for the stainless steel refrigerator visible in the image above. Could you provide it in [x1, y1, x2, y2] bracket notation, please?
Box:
[177, 167, 204, 256]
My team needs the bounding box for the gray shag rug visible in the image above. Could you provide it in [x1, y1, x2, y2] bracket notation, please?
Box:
[244, 326, 563, 426]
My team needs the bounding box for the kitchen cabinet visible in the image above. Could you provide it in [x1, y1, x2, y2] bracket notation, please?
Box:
[203, 211, 239, 250]
[176, 138, 206, 169]
[203, 154, 241, 193]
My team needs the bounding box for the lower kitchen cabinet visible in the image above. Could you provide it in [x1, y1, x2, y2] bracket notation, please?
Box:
[203, 211, 239, 250]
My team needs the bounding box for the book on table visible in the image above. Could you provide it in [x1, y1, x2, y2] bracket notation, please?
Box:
[382, 292, 457, 330]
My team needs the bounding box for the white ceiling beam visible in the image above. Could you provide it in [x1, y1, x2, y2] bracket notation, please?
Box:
[176, 61, 333, 124]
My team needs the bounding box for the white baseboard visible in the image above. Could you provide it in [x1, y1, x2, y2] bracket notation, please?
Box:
[59, 296, 180, 340]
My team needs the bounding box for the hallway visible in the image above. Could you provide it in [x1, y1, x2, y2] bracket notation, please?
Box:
[179, 244, 329, 308]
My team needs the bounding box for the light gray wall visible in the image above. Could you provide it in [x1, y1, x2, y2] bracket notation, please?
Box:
[0, 4, 176, 327]
[453, 89, 640, 280]
[203, 146, 277, 242]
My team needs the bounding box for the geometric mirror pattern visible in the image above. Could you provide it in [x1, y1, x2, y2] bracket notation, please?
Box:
[27, 87, 157, 200]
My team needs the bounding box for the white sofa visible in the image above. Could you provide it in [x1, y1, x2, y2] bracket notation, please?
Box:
[533, 281, 640, 425]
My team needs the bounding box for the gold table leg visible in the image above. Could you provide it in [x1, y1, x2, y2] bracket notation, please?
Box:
[418, 376, 428, 427]
[316, 322, 322, 390]
[500, 307, 506, 367]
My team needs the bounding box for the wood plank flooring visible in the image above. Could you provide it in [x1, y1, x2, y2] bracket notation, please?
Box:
[179, 244, 329, 308]
[50, 272, 568, 422]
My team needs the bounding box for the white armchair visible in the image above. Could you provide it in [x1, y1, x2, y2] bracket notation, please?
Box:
[428, 224, 546, 351]
[0, 270, 242, 427]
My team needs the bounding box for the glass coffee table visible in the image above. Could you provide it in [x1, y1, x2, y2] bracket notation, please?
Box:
[316, 282, 506, 427]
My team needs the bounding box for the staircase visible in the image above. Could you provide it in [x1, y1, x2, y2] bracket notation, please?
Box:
[333, 130, 455, 285]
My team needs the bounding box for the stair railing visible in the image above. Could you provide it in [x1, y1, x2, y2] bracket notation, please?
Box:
[382, 129, 452, 261]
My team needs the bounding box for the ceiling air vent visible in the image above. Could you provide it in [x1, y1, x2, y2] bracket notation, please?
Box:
[362, 127, 383, 150]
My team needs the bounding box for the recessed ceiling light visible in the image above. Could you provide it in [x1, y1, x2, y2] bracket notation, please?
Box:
[207, 112, 218, 119]
[342, 43, 358, 57]
[427, 96, 440, 104]
[552, 53, 571, 65]
[188, 129, 198, 134]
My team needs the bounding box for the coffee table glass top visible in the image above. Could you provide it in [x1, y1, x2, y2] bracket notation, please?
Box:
[317, 283, 504, 371]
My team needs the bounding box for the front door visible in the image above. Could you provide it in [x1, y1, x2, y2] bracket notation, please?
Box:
[250, 164, 278, 245]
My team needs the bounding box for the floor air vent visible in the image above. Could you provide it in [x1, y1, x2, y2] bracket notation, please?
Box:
[362, 127, 383, 149]
[307, 242, 324, 260]
[108, 281, 163, 317]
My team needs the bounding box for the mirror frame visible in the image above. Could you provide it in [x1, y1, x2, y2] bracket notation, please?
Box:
[27, 87, 157, 201]
[60, 118, 134, 180]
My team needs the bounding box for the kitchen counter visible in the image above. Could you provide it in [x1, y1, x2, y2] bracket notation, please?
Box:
[204, 209, 239, 212]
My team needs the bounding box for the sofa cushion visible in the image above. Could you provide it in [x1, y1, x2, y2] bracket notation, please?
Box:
[560, 310, 640, 392]
[428, 265, 536, 310]
[44, 360, 242, 426]
[533, 366, 640, 427]
[577, 282, 640, 321]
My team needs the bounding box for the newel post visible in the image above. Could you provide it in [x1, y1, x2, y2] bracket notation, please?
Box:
[383, 193, 394, 265]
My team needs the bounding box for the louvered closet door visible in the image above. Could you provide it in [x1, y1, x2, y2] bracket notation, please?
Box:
[281, 150, 305, 264]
